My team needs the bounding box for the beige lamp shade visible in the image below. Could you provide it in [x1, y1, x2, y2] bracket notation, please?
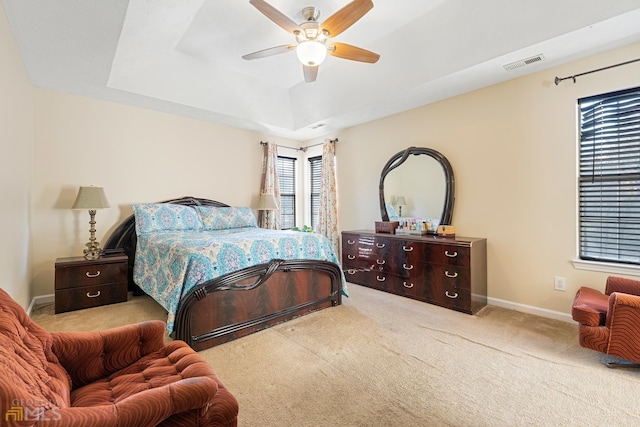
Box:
[395, 196, 407, 207]
[257, 193, 279, 211]
[72, 186, 110, 210]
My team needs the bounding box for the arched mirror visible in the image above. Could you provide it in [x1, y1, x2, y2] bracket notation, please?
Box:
[379, 146, 455, 227]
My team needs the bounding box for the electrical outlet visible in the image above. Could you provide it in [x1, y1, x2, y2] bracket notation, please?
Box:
[554, 276, 567, 291]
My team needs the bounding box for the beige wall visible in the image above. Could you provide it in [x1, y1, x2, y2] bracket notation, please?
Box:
[30, 90, 299, 296]
[328, 41, 640, 318]
[4, 0, 640, 319]
[0, 4, 33, 308]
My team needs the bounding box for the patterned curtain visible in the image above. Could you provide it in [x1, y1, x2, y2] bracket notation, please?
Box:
[316, 139, 339, 253]
[259, 142, 281, 229]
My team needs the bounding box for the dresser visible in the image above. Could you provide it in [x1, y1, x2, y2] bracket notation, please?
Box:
[342, 230, 487, 314]
[54, 254, 128, 313]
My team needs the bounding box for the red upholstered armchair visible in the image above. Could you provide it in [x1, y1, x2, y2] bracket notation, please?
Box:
[572, 276, 640, 367]
[0, 288, 238, 426]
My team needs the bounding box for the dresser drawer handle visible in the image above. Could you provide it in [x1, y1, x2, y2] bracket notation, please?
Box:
[402, 246, 414, 252]
[347, 255, 356, 260]
[445, 250, 458, 258]
[346, 269, 357, 275]
[377, 259, 386, 265]
[347, 239, 356, 245]
[403, 264, 413, 270]
[376, 275, 386, 282]
[445, 291, 458, 299]
[86, 291, 101, 298]
[403, 282, 414, 288]
[376, 243, 386, 248]
[86, 271, 101, 278]
[445, 271, 458, 278]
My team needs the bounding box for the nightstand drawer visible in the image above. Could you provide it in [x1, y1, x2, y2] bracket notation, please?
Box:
[55, 255, 127, 290]
[55, 282, 128, 313]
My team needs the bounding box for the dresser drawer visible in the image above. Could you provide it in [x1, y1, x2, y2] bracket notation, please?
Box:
[423, 244, 471, 267]
[428, 285, 472, 313]
[55, 282, 128, 313]
[55, 256, 128, 290]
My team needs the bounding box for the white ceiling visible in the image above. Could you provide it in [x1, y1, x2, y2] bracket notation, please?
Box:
[3, 0, 640, 141]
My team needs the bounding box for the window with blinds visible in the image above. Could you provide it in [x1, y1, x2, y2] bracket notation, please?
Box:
[578, 86, 640, 265]
[308, 155, 322, 228]
[277, 156, 296, 230]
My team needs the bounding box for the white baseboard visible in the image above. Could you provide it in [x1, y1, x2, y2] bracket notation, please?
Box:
[27, 292, 573, 324]
[27, 293, 55, 316]
[487, 296, 574, 323]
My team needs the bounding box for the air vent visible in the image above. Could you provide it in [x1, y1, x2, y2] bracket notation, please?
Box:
[503, 54, 545, 71]
[309, 123, 326, 130]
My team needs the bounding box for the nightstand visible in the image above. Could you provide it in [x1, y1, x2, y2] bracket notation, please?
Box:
[54, 254, 128, 313]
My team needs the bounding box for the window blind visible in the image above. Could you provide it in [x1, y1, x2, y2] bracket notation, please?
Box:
[578, 86, 640, 265]
[308, 155, 322, 228]
[277, 156, 296, 230]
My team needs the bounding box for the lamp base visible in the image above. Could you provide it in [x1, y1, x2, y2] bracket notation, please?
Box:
[83, 247, 102, 260]
[82, 209, 102, 260]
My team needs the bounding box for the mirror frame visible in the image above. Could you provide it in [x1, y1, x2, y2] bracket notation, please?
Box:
[379, 146, 455, 225]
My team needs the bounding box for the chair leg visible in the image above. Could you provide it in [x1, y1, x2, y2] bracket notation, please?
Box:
[605, 357, 640, 369]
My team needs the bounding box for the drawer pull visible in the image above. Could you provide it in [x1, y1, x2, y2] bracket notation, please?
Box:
[377, 259, 386, 265]
[346, 269, 357, 275]
[376, 276, 386, 282]
[445, 271, 458, 278]
[445, 291, 458, 299]
[402, 246, 414, 252]
[86, 271, 101, 278]
[347, 255, 356, 260]
[347, 239, 356, 245]
[403, 264, 414, 270]
[376, 243, 386, 248]
[403, 282, 414, 288]
[86, 291, 101, 298]
[445, 250, 458, 258]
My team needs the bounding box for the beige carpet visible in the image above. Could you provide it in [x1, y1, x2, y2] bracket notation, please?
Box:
[33, 284, 640, 426]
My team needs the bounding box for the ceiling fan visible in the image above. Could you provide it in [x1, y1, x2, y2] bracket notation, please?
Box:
[242, 0, 380, 83]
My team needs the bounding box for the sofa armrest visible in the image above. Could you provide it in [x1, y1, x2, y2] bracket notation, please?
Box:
[605, 292, 640, 361]
[604, 276, 640, 296]
[51, 320, 166, 388]
[46, 376, 218, 427]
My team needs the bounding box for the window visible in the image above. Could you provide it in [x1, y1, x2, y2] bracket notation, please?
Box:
[308, 155, 322, 228]
[578, 87, 640, 265]
[277, 156, 296, 230]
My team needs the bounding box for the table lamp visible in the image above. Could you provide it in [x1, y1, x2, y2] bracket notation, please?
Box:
[72, 186, 110, 260]
[396, 196, 407, 217]
[257, 193, 279, 226]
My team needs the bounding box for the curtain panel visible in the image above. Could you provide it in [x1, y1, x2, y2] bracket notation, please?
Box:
[316, 139, 339, 253]
[259, 141, 281, 229]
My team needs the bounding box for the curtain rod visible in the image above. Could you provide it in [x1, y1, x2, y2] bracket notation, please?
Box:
[554, 57, 640, 85]
[260, 138, 338, 152]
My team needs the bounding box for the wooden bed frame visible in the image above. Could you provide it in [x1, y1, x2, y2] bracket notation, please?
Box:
[103, 196, 343, 351]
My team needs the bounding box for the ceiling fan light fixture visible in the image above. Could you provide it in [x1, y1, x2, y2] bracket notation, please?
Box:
[296, 40, 327, 66]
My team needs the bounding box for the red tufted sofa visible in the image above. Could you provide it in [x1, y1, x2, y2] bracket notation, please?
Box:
[0, 288, 238, 426]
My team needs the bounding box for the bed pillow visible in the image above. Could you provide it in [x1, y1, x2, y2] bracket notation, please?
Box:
[131, 203, 203, 234]
[195, 206, 258, 230]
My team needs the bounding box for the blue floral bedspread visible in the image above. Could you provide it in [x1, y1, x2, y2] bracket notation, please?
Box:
[134, 227, 345, 335]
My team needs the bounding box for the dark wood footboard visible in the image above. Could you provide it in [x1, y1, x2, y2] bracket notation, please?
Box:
[103, 196, 344, 351]
[175, 259, 342, 351]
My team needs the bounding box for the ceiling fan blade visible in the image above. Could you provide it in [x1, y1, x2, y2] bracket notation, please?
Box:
[242, 44, 296, 60]
[249, 0, 301, 34]
[303, 65, 319, 83]
[328, 42, 379, 63]
[321, 0, 373, 37]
